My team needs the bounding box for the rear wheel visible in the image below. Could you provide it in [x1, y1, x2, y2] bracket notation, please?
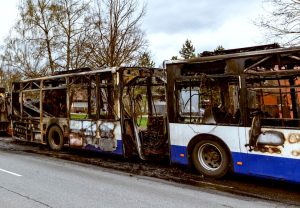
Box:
[192, 140, 229, 178]
[48, 125, 64, 151]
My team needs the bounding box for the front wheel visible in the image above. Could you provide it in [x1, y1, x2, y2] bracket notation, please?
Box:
[192, 140, 229, 178]
[47, 125, 64, 151]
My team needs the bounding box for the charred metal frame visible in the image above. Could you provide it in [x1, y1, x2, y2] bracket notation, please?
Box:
[0, 87, 9, 134]
[166, 45, 300, 151]
[166, 45, 300, 126]
[11, 67, 168, 158]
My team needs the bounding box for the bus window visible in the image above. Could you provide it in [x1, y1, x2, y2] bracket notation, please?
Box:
[70, 85, 88, 119]
[43, 89, 66, 118]
[175, 77, 240, 125]
[98, 74, 115, 119]
[22, 91, 40, 118]
[179, 87, 201, 116]
[247, 76, 300, 128]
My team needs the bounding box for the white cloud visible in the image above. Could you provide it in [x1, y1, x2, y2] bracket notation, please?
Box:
[0, 0, 268, 67]
[143, 0, 267, 66]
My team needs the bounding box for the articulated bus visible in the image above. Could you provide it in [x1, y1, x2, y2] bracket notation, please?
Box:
[11, 44, 300, 183]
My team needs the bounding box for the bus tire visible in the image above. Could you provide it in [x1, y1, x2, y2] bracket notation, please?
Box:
[192, 140, 229, 179]
[47, 125, 64, 151]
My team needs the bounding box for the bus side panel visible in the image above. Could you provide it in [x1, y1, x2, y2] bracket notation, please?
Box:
[70, 120, 123, 155]
[168, 123, 242, 166]
[169, 123, 300, 183]
[241, 127, 300, 183]
[84, 139, 123, 155]
[234, 152, 300, 183]
[170, 144, 189, 165]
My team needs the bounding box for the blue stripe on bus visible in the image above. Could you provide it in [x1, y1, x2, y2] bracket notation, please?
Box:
[232, 152, 300, 183]
[170, 145, 189, 165]
[170, 145, 300, 183]
[84, 140, 123, 155]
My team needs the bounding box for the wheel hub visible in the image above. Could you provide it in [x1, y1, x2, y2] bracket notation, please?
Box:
[198, 143, 222, 171]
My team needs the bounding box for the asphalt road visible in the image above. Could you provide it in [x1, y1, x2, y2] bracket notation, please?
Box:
[0, 150, 292, 208]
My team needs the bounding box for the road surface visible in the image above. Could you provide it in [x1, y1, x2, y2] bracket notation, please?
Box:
[0, 150, 291, 208]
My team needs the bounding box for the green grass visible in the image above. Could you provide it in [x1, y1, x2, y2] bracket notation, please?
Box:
[137, 117, 148, 128]
[70, 113, 88, 119]
[70, 114, 148, 129]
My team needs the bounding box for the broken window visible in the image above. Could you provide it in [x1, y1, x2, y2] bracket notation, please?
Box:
[247, 76, 300, 127]
[22, 91, 40, 118]
[70, 86, 88, 118]
[179, 87, 201, 116]
[175, 76, 240, 125]
[68, 73, 116, 120]
[98, 73, 115, 119]
[43, 89, 67, 118]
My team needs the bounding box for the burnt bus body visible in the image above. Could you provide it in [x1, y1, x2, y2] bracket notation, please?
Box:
[10, 44, 300, 183]
[11, 67, 168, 159]
[166, 44, 300, 182]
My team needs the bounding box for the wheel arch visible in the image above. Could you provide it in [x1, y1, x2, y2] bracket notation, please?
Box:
[45, 119, 67, 143]
[187, 134, 233, 170]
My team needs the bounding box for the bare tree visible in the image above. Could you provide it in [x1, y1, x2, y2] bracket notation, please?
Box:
[88, 0, 147, 67]
[257, 0, 300, 45]
[6, 0, 92, 74]
[0, 42, 24, 91]
[1, 23, 47, 79]
[53, 0, 90, 70]
[1, 0, 149, 82]
[20, 0, 59, 74]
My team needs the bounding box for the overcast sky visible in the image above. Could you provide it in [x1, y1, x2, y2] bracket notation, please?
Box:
[0, 0, 268, 66]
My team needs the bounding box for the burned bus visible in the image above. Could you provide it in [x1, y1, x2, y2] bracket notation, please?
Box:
[11, 67, 168, 159]
[10, 44, 300, 183]
[165, 44, 300, 182]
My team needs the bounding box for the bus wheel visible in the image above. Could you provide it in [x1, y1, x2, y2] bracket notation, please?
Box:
[192, 140, 229, 178]
[47, 126, 64, 151]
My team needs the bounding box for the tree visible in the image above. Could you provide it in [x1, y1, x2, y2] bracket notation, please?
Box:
[257, 0, 300, 45]
[171, 56, 178, 60]
[138, 52, 155, 67]
[214, 45, 224, 52]
[20, 0, 91, 73]
[19, 0, 59, 74]
[1, 0, 148, 81]
[0, 53, 23, 91]
[179, 39, 195, 59]
[53, 0, 90, 70]
[87, 0, 147, 67]
[1, 25, 47, 78]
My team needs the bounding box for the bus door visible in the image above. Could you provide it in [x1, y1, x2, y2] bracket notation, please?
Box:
[121, 68, 168, 159]
[68, 72, 122, 154]
[245, 74, 300, 181]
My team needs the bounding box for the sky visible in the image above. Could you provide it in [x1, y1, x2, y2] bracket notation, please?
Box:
[0, 0, 19, 42]
[0, 0, 268, 67]
[141, 0, 268, 66]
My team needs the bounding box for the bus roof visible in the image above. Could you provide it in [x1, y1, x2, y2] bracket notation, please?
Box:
[13, 67, 163, 83]
[164, 45, 300, 66]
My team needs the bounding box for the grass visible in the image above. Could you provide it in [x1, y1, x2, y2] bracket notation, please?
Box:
[70, 114, 148, 129]
[137, 117, 148, 128]
[70, 113, 88, 119]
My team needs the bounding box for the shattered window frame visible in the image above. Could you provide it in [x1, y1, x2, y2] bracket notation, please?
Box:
[174, 76, 240, 125]
[246, 74, 300, 128]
